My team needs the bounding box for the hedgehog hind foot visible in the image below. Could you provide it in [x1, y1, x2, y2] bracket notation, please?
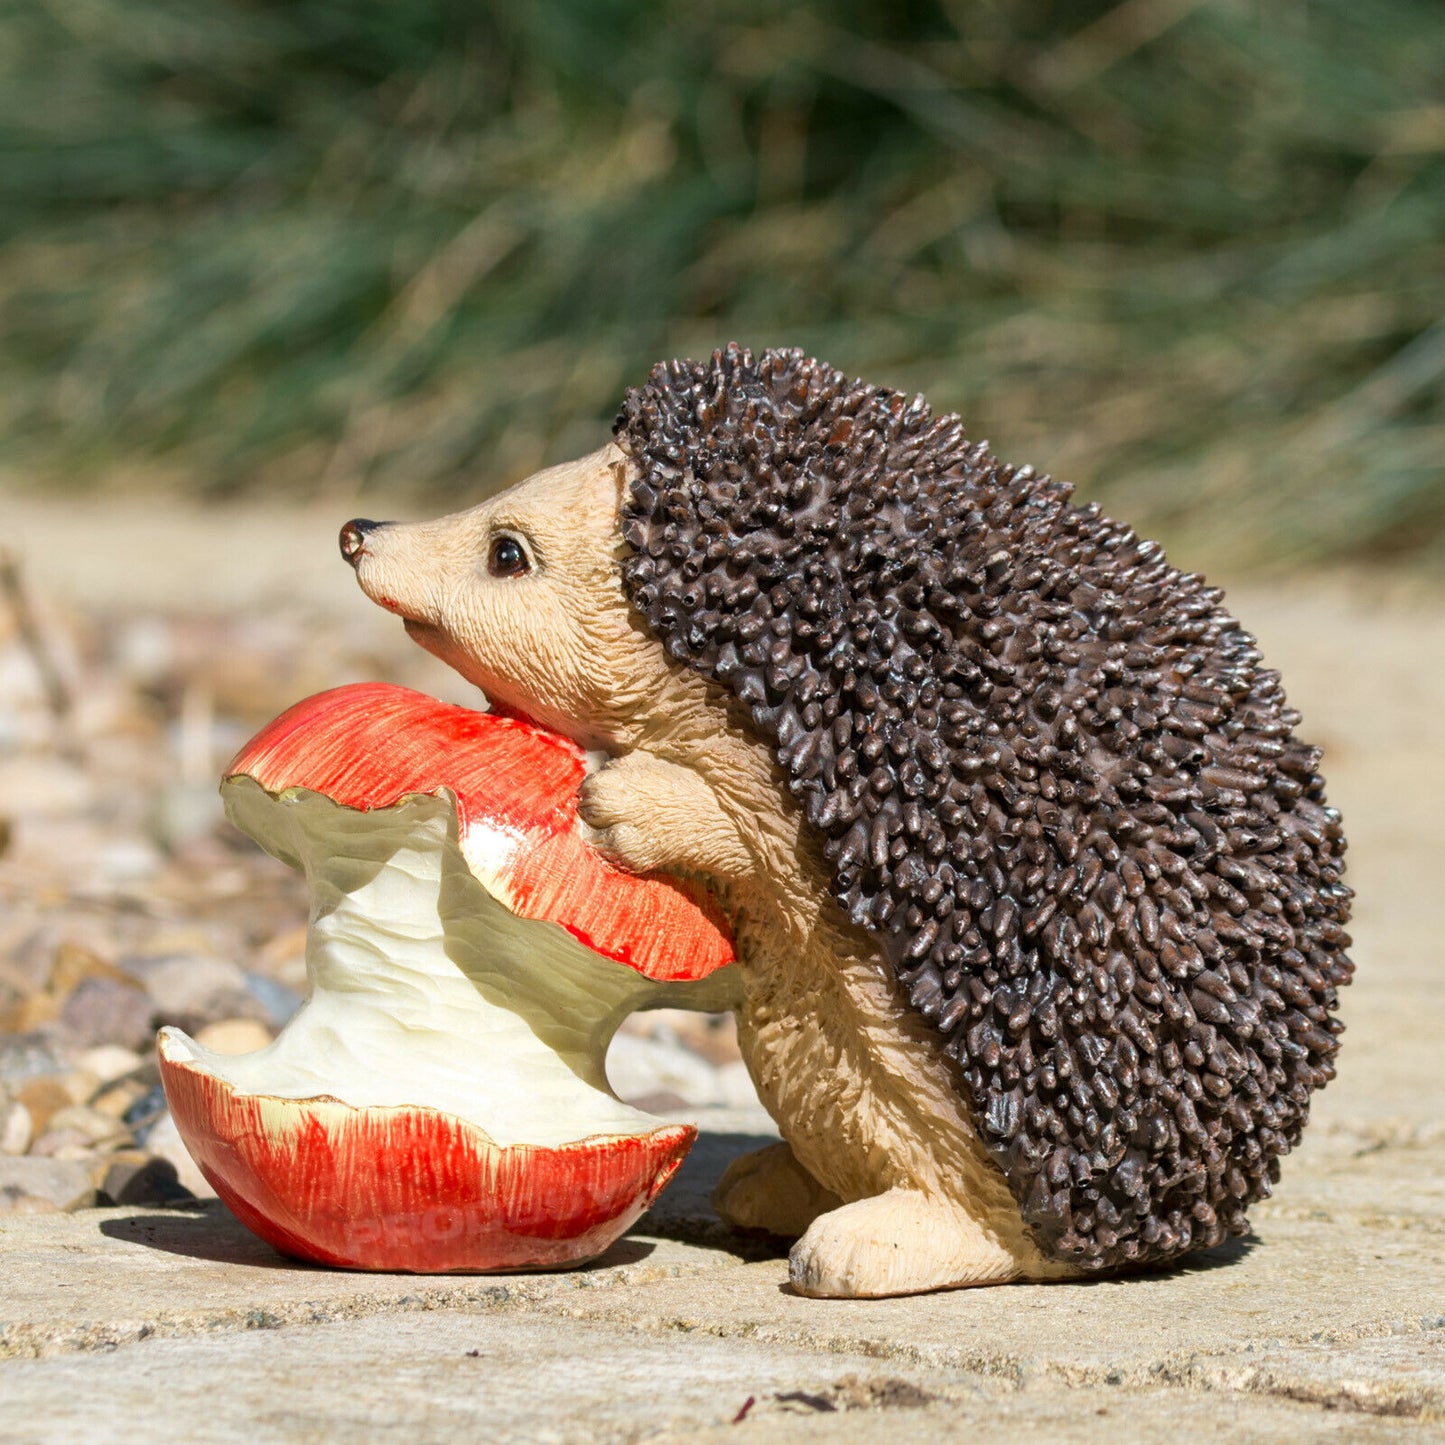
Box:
[713, 1142, 842, 1240]
[788, 1189, 1059, 1298]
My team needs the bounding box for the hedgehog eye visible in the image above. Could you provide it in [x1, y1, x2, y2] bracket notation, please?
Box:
[487, 534, 531, 578]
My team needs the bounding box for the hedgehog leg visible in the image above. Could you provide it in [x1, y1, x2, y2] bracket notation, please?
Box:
[578, 751, 751, 877]
[712, 1142, 842, 1239]
[788, 1189, 1034, 1298]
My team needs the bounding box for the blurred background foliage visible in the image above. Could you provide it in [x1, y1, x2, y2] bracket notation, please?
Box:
[1, 0, 1442, 571]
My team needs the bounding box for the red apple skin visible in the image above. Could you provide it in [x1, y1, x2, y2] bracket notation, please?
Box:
[161, 1051, 694, 1273]
[227, 682, 733, 983]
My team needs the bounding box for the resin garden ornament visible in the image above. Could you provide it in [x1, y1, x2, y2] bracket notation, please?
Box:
[168, 344, 1352, 1297]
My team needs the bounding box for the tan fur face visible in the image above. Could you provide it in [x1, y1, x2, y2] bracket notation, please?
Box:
[346, 444, 675, 752]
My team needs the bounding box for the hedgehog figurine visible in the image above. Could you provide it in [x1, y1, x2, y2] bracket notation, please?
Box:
[339, 344, 1352, 1298]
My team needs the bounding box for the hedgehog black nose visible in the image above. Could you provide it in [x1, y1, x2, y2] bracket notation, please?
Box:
[339, 518, 383, 566]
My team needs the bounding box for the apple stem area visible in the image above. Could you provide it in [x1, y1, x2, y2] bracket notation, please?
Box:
[162, 780, 738, 1150]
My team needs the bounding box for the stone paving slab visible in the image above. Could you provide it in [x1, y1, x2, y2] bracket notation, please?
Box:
[544, 1219, 1444, 1385]
[665, 1382, 1440, 1444]
[1, 1298, 1439, 1445]
[0, 1308, 985, 1445]
[1180, 1332, 1445, 1422]
[1242, 1127, 1445, 1231]
[0, 1203, 750, 1361]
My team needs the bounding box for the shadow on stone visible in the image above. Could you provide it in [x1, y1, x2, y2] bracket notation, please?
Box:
[636, 1131, 792, 1260]
[568, 1237, 659, 1273]
[1173, 1230, 1260, 1272]
[760, 1228, 1264, 1299]
[1056, 1228, 1263, 1290]
[100, 1202, 663, 1276]
[99, 1202, 314, 1270]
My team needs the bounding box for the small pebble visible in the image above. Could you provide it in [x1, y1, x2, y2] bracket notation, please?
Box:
[47, 942, 130, 1000]
[0, 1034, 65, 1087]
[34, 1104, 132, 1151]
[245, 972, 302, 1028]
[0, 1099, 33, 1155]
[59, 976, 155, 1050]
[123, 1082, 169, 1138]
[255, 923, 309, 992]
[133, 954, 256, 1022]
[1, 993, 57, 1034]
[29, 1131, 98, 1161]
[620, 1008, 742, 1066]
[194, 1017, 274, 1055]
[16, 1073, 100, 1134]
[101, 1156, 195, 1208]
[0, 1156, 95, 1211]
[73, 1044, 144, 1086]
[626, 1090, 693, 1114]
[0, 757, 92, 818]
[607, 1032, 732, 1109]
[149, 781, 223, 852]
[0, 1191, 60, 1215]
[142, 1112, 216, 1199]
[91, 1076, 150, 1120]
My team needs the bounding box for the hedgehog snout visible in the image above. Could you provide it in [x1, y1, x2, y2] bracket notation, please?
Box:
[339, 518, 388, 567]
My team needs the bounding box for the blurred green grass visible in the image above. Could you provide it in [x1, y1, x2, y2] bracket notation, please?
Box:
[1, 0, 1442, 571]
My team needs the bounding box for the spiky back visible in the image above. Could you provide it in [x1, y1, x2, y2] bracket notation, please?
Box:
[615, 344, 1352, 1270]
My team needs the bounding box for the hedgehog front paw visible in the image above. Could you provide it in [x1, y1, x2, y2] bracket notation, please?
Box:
[713, 1142, 841, 1240]
[578, 756, 670, 874]
[789, 1190, 1027, 1298]
[578, 753, 750, 878]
